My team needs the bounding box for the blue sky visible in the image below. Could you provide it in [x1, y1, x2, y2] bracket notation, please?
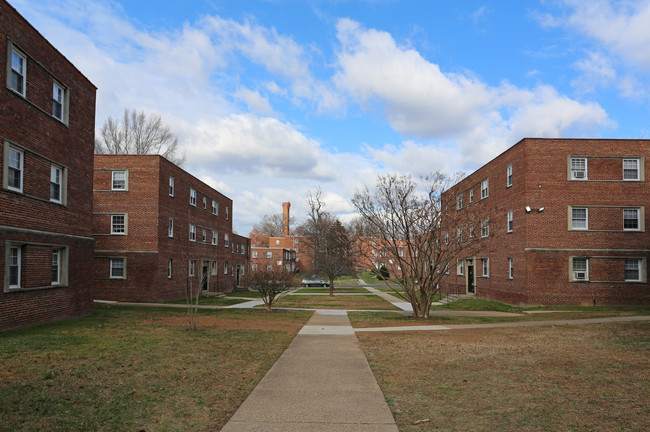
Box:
[10, 0, 650, 233]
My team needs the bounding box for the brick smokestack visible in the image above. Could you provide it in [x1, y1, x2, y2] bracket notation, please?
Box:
[282, 202, 291, 237]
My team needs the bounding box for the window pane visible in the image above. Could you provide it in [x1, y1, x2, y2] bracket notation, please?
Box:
[623, 209, 639, 229]
[573, 258, 587, 272]
[111, 259, 124, 277]
[112, 171, 126, 189]
[572, 208, 587, 228]
[623, 160, 639, 180]
[624, 259, 640, 281]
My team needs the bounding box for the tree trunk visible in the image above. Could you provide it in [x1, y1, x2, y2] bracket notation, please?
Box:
[329, 278, 334, 296]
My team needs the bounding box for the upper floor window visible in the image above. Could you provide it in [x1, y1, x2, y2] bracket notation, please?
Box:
[571, 208, 588, 230]
[469, 189, 474, 203]
[507, 210, 513, 233]
[508, 258, 514, 279]
[189, 224, 196, 241]
[506, 164, 513, 187]
[202, 196, 207, 209]
[224, 233, 230, 247]
[111, 214, 126, 234]
[225, 206, 229, 220]
[624, 259, 642, 282]
[7, 147, 24, 192]
[212, 200, 218, 215]
[190, 188, 197, 206]
[169, 177, 174, 197]
[456, 194, 463, 210]
[168, 218, 174, 238]
[481, 219, 489, 238]
[570, 158, 587, 180]
[111, 171, 127, 190]
[10, 49, 26, 96]
[202, 229, 207, 243]
[481, 179, 489, 199]
[252, 251, 258, 258]
[623, 208, 640, 230]
[52, 82, 65, 121]
[50, 165, 62, 203]
[266, 251, 272, 258]
[211, 231, 217, 245]
[168, 259, 173, 279]
[623, 159, 639, 181]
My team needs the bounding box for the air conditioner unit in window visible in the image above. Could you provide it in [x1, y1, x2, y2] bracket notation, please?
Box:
[573, 171, 585, 179]
[574, 271, 586, 280]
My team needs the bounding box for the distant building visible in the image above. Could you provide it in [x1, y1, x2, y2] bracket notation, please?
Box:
[93, 155, 248, 301]
[251, 247, 297, 273]
[442, 138, 649, 305]
[1, 1, 97, 331]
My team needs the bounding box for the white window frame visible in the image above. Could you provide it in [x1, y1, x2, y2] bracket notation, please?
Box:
[9, 48, 26, 96]
[190, 188, 197, 206]
[266, 251, 273, 259]
[508, 258, 513, 279]
[224, 233, 230, 248]
[9, 246, 21, 288]
[168, 218, 174, 238]
[481, 179, 489, 199]
[252, 251, 258, 258]
[623, 208, 640, 231]
[110, 258, 125, 279]
[111, 170, 127, 191]
[457, 259, 464, 276]
[52, 81, 66, 122]
[202, 229, 207, 243]
[571, 257, 589, 281]
[266, 264, 272, 272]
[252, 264, 258, 272]
[225, 262, 229, 274]
[6, 146, 24, 193]
[506, 164, 513, 187]
[623, 159, 639, 181]
[51, 249, 60, 285]
[212, 199, 218, 215]
[111, 214, 126, 235]
[169, 177, 174, 197]
[482, 258, 489, 277]
[570, 157, 587, 180]
[481, 219, 489, 238]
[202, 196, 207, 209]
[211, 231, 217, 245]
[189, 224, 196, 241]
[226, 206, 229, 220]
[189, 260, 196, 277]
[210, 261, 217, 276]
[168, 259, 173, 279]
[624, 259, 642, 282]
[50, 165, 63, 203]
[456, 194, 463, 210]
[469, 189, 474, 203]
[507, 210, 513, 233]
[571, 207, 588, 230]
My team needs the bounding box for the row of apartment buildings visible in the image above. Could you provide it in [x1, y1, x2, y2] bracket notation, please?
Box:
[0, 3, 248, 331]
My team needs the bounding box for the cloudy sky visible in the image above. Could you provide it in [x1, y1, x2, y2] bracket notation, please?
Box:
[10, 0, 650, 233]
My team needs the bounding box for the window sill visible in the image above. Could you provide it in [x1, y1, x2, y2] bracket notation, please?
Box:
[5, 284, 68, 293]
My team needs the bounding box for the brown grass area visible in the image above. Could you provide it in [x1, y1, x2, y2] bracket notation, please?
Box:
[359, 322, 650, 431]
[271, 294, 400, 310]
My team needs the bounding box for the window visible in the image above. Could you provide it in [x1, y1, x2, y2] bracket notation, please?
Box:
[10, 49, 26, 95]
[169, 177, 174, 196]
[571, 208, 588, 230]
[50, 165, 62, 203]
[398, 249, 404, 257]
[224, 233, 230, 247]
[457, 227, 463, 242]
[189, 260, 195, 277]
[168, 218, 174, 238]
[481, 219, 489, 238]
[507, 211, 513, 233]
[252, 264, 258, 272]
[508, 258, 513, 279]
[623, 159, 639, 181]
[212, 200, 218, 215]
[211, 231, 217, 245]
[572, 257, 588, 281]
[110, 258, 125, 279]
[482, 258, 489, 277]
[111, 214, 126, 234]
[444, 231, 449, 244]
[225, 206, 229, 220]
[624, 259, 641, 281]
[456, 194, 463, 209]
[445, 263, 450, 275]
[9, 247, 21, 288]
[52, 82, 65, 121]
[570, 158, 587, 180]
[266, 265, 273, 271]
[506, 164, 513, 187]
[7, 147, 23, 192]
[111, 171, 127, 190]
[190, 188, 196, 206]
[277, 260, 283, 266]
[211, 261, 217, 276]
[457, 260, 464, 276]
[224, 262, 229, 274]
[623, 208, 640, 230]
[252, 251, 258, 258]
[481, 179, 489, 199]
[469, 226, 474, 238]
[202, 229, 207, 243]
[275, 240, 280, 245]
[202, 197, 207, 209]
[266, 251, 273, 259]
[51, 249, 61, 285]
[168, 259, 173, 279]
[189, 224, 196, 241]
[469, 189, 474, 203]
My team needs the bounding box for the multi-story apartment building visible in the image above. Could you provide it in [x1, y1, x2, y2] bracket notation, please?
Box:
[442, 138, 649, 305]
[93, 155, 247, 301]
[1, 2, 97, 331]
[251, 246, 297, 273]
[231, 233, 251, 286]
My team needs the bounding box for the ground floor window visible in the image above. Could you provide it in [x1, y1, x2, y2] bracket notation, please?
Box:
[571, 257, 588, 281]
[624, 259, 641, 281]
[508, 258, 513, 279]
[110, 258, 125, 279]
[9, 246, 21, 288]
[168, 259, 173, 279]
[481, 258, 489, 277]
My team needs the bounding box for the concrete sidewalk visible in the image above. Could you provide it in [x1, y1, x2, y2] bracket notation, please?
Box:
[220, 310, 398, 432]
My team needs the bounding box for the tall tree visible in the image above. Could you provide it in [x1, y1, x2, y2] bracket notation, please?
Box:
[249, 213, 295, 247]
[240, 268, 298, 311]
[300, 188, 354, 296]
[95, 108, 186, 166]
[351, 172, 483, 318]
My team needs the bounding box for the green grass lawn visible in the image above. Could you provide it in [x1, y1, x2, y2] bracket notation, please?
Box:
[0, 304, 311, 432]
[269, 294, 400, 310]
[166, 297, 251, 306]
[296, 287, 370, 294]
[225, 290, 265, 298]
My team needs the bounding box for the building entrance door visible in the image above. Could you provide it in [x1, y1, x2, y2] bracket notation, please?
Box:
[201, 264, 208, 291]
[467, 265, 475, 294]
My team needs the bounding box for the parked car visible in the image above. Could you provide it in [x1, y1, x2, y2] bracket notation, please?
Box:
[301, 278, 330, 287]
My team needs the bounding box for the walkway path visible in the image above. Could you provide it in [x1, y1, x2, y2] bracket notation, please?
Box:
[220, 310, 398, 432]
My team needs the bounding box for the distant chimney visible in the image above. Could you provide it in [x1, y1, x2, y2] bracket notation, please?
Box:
[282, 202, 291, 237]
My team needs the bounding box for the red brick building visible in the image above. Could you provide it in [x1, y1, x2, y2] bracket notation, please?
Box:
[1, 2, 97, 331]
[251, 246, 297, 273]
[93, 155, 248, 301]
[442, 138, 649, 305]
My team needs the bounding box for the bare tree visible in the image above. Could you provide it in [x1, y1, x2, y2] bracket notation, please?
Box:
[240, 268, 298, 311]
[351, 172, 483, 318]
[299, 188, 354, 296]
[95, 108, 186, 166]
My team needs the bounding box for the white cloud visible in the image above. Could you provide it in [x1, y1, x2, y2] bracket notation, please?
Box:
[235, 87, 274, 115]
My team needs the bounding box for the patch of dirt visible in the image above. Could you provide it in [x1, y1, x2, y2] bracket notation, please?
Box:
[149, 315, 302, 333]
